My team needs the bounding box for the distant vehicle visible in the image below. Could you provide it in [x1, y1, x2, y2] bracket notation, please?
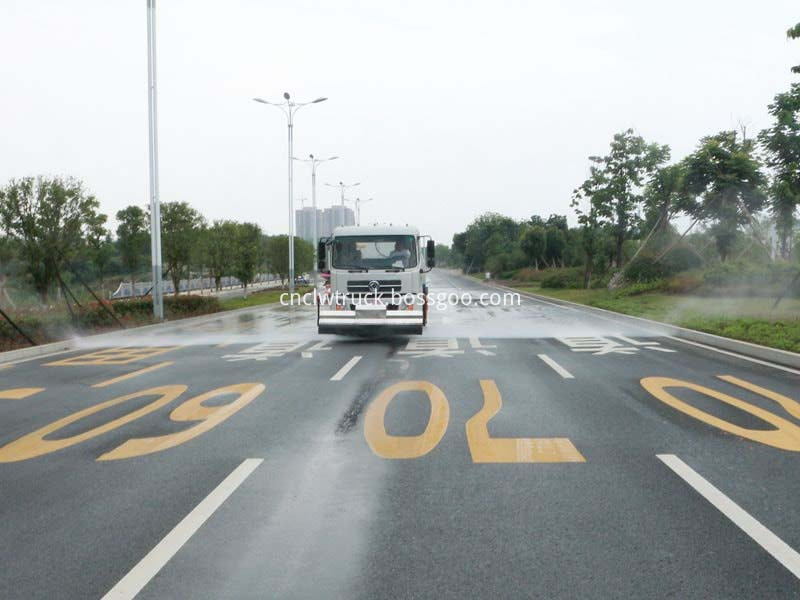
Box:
[294, 275, 310, 285]
[316, 224, 435, 335]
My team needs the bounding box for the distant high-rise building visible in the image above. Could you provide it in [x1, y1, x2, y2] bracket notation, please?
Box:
[295, 205, 354, 243]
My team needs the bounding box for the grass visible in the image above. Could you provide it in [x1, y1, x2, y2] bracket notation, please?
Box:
[511, 283, 800, 353]
[218, 287, 311, 311]
[1, 286, 311, 352]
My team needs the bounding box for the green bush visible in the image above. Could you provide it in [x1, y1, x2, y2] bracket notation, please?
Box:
[699, 262, 799, 296]
[111, 295, 220, 319]
[615, 279, 668, 297]
[624, 256, 664, 283]
[665, 272, 704, 294]
[541, 267, 584, 289]
[661, 247, 703, 274]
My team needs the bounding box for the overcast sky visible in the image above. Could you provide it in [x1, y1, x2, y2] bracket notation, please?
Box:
[1, 1, 798, 245]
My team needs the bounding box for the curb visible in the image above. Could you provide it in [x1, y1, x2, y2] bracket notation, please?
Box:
[0, 341, 75, 365]
[0, 296, 300, 365]
[487, 281, 800, 371]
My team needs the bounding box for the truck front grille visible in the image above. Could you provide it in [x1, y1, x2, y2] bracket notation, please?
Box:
[346, 279, 402, 294]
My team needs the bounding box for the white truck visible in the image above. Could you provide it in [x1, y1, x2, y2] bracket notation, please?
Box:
[316, 225, 435, 335]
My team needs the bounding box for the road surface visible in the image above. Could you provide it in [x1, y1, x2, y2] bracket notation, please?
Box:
[1, 270, 799, 598]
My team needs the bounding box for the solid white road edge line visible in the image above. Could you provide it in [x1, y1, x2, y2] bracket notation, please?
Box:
[101, 458, 263, 600]
[657, 454, 800, 580]
[663, 335, 800, 376]
[502, 283, 800, 376]
[330, 355, 362, 381]
[537, 354, 575, 379]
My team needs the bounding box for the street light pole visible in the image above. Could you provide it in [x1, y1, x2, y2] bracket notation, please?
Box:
[325, 181, 360, 208]
[146, 0, 164, 320]
[354, 197, 373, 226]
[294, 154, 338, 287]
[253, 93, 327, 296]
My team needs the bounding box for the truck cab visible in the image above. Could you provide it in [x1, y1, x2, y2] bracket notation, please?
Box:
[317, 225, 435, 335]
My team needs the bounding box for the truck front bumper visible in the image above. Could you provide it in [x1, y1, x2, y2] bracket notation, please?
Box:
[318, 302, 424, 333]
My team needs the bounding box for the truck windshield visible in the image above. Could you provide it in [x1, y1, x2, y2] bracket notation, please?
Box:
[332, 235, 418, 270]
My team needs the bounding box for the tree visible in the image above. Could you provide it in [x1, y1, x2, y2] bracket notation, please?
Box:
[116, 205, 149, 293]
[263, 235, 313, 285]
[203, 220, 236, 290]
[760, 84, 800, 259]
[294, 237, 314, 275]
[683, 131, 767, 262]
[451, 232, 467, 270]
[88, 231, 114, 296]
[460, 213, 520, 273]
[520, 226, 546, 269]
[643, 164, 688, 237]
[434, 243, 451, 266]
[544, 227, 566, 267]
[160, 201, 205, 296]
[0, 176, 105, 302]
[231, 222, 263, 292]
[789, 22, 800, 74]
[587, 130, 670, 267]
[572, 165, 609, 288]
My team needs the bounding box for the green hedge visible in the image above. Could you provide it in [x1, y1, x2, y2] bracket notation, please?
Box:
[0, 295, 222, 351]
[540, 267, 584, 289]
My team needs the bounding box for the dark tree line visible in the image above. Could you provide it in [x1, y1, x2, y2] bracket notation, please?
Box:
[450, 22, 800, 288]
[0, 181, 313, 304]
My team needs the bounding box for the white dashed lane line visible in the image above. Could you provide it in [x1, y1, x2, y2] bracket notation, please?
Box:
[330, 356, 362, 381]
[658, 454, 800, 580]
[102, 458, 263, 600]
[537, 354, 575, 379]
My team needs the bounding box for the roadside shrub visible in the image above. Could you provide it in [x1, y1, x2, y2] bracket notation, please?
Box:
[660, 247, 702, 274]
[701, 261, 750, 286]
[541, 267, 584, 289]
[514, 267, 541, 283]
[624, 256, 664, 283]
[615, 279, 668, 297]
[164, 295, 220, 317]
[111, 295, 220, 319]
[665, 272, 704, 294]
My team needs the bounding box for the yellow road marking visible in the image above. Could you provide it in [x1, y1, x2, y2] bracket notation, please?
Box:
[98, 383, 265, 460]
[641, 376, 800, 451]
[718, 375, 800, 420]
[465, 380, 585, 463]
[46, 346, 180, 366]
[0, 364, 12, 371]
[0, 388, 45, 400]
[0, 386, 186, 462]
[91, 362, 174, 388]
[364, 381, 449, 459]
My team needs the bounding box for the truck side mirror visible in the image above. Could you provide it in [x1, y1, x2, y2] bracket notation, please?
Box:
[317, 241, 327, 271]
[426, 240, 436, 268]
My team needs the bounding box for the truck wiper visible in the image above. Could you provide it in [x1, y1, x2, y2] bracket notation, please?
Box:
[340, 265, 369, 272]
[385, 267, 405, 272]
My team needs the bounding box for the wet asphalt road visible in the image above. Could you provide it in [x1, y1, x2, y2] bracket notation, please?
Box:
[1, 270, 800, 599]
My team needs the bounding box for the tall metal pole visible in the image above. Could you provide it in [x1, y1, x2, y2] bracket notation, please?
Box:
[287, 105, 295, 297]
[297, 154, 337, 289]
[253, 94, 326, 295]
[146, 0, 164, 319]
[311, 159, 318, 286]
